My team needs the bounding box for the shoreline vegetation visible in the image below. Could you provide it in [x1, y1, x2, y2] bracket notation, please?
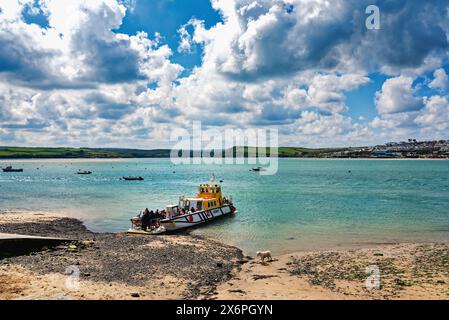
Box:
[1, 212, 448, 300]
[0, 146, 358, 159]
[1, 140, 449, 160]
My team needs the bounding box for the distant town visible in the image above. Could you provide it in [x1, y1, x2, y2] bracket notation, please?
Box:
[316, 139, 449, 159]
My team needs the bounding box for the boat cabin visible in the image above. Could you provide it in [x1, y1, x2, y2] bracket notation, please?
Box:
[165, 204, 179, 219]
[178, 184, 224, 213]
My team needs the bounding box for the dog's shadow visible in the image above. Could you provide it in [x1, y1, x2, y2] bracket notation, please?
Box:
[255, 258, 279, 266]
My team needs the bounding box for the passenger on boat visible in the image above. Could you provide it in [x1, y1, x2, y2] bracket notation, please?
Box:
[131, 212, 142, 229]
[148, 210, 155, 227]
[154, 209, 161, 227]
[190, 207, 196, 213]
[141, 208, 150, 231]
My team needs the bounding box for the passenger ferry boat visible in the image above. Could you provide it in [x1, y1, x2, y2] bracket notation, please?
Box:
[128, 177, 237, 235]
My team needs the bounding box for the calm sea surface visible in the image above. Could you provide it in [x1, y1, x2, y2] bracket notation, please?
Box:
[1, 158, 448, 254]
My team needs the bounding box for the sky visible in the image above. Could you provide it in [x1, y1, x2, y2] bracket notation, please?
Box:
[0, 0, 449, 148]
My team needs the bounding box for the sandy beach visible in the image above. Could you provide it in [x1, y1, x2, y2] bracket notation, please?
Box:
[0, 212, 448, 300]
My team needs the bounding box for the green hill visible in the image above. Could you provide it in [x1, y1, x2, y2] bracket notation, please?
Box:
[0, 146, 354, 159]
[0, 147, 170, 159]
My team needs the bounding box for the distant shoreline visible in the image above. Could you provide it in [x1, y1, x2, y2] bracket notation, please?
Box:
[2, 142, 448, 160]
[1, 158, 134, 163]
[1, 157, 448, 161]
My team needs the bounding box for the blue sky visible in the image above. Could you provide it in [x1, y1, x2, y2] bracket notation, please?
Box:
[344, 73, 387, 122]
[118, 0, 222, 73]
[0, 0, 449, 148]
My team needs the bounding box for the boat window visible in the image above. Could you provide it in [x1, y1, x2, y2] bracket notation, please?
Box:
[197, 201, 203, 210]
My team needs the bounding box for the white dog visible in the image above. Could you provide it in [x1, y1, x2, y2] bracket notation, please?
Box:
[256, 251, 272, 262]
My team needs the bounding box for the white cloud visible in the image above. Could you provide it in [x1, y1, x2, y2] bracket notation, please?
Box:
[415, 95, 449, 132]
[298, 111, 352, 136]
[0, 0, 183, 87]
[307, 74, 370, 113]
[375, 76, 424, 115]
[429, 68, 449, 90]
[0, 0, 187, 147]
[187, 0, 449, 78]
[177, 19, 200, 53]
[371, 112, 419, 129]
[371, 93, 449, 140]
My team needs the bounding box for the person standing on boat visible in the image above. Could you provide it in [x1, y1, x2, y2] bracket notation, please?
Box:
[154, 209, 161, 227]
[148, 210, 156, 228]
[141, 208, 150, 231]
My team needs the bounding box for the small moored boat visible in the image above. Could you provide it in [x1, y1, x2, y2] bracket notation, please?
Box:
[128, 178, 237, 235]
[77, 170, 92, 175]
[2, 166, 23, 172]
[123, 176, 144, 181]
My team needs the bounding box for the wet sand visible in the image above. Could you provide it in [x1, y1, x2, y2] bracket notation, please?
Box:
[214, 244, 449, 300]
[1, 212, 448, 300]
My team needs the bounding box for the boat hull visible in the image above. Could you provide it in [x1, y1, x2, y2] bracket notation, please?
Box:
[161, 204, 235, 232]
[2, 169, 23, 172]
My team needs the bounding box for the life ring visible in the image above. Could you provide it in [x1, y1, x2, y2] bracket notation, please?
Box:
[188, 214, 194, 222]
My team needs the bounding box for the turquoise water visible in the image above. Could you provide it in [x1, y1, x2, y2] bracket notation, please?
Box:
[1, 158, 449, 254]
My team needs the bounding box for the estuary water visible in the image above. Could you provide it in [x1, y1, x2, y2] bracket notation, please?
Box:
[1, 158, 448, 254]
